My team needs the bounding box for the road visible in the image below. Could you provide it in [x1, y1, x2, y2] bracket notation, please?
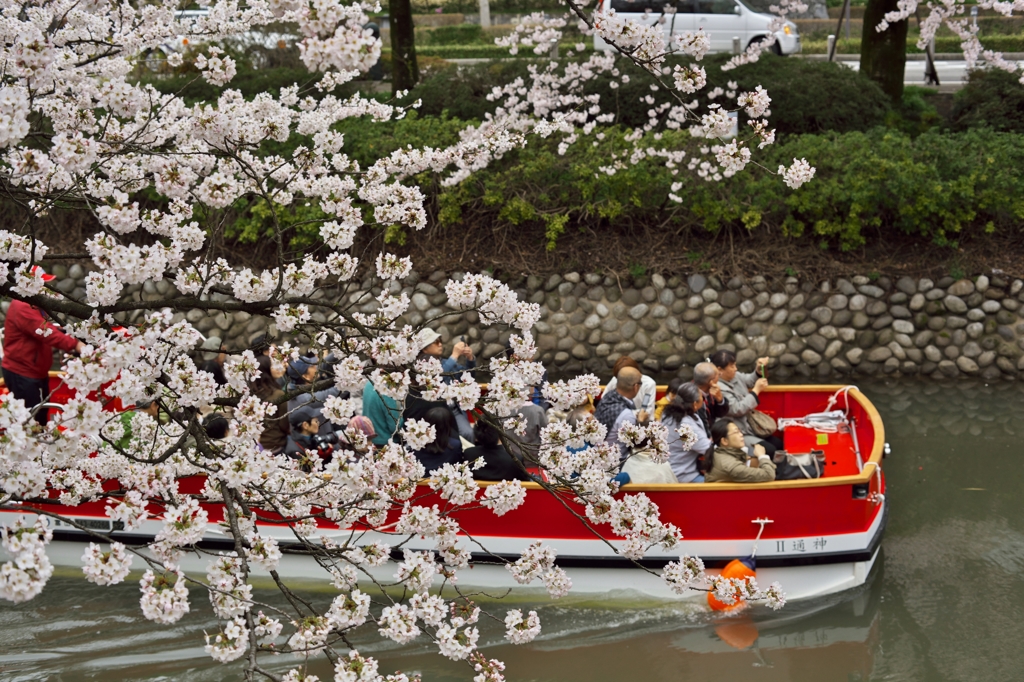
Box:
[809, 55, 1024, 89]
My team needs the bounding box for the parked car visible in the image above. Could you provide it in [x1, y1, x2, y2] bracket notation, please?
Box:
[594, 0, 801, 56]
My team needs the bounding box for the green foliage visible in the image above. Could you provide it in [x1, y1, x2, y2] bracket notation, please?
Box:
[407, 53, 891, 136]
[951, 68, 1024, 133]
[336, 109, 470, 169]
[694, 54, 891, 136]
[417, 24, 485, 45]
[628, 262, 647, 278]
[887, 86, 943, 136]
[401, 60, 534, 121]
[227, 197, 332, 250]
[419, 124, 1024, 252]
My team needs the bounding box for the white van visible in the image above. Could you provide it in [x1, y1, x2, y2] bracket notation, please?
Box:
[593, 0, 801, 56]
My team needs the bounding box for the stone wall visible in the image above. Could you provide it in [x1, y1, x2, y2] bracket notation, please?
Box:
[7, 265, 1024, 382]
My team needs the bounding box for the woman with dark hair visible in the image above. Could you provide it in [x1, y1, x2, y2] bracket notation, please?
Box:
[203, 412, 230, 440]
[462, 420, 530, 481]
[710, 349, 784, 457]
[251, 355, 290, 454]
[706, 418, 776, 483]
[602, 356, 657, 413]
[413, 406, 464, 474]
[660, 382, 713, 483]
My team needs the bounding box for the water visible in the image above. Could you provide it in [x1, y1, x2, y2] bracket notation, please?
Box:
[3, 378, 1024, 682]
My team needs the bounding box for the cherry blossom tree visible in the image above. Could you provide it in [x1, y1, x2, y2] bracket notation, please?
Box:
[0, 0, 1012, 677]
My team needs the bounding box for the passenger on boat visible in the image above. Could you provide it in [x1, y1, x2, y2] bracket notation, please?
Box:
[413, 406, 464, 475]
[442, 337, 477, 441]
[284, 404, 338, 464]
[602, 356, 657, 413]
[341, 415, 376, 456]
[505, 399, 548, 462]
[705, 419, 777, 483]
[198, 336, 228, 386]
[286, 354, 342, 435]
[1, 278, 85, 425]
[251, 355, 290, 454]
[403, 329, 449, 422]
[363, 379, 403, 448]
[114, 399, 161, 450]
[654, 377, 685, 421]
[620, 433, 678, 484]
[566, 406, 596, 454]
[660, 382, 713, 483]
[710, 350, 784, 457]
[597, 366, 649, 451]
[693, 361, 730, 432]
[462, 419, 531, 481]
[203, 413, 229, 440]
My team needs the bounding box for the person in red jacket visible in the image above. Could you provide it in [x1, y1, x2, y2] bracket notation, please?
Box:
[2, 267, 84, 425]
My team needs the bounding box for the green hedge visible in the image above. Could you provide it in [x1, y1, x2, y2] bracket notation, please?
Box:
[415, 125, 1024, 252]
[417, 24, 486, 46]
[407, 54, 892, 136]
[225, 109, 1024, 254]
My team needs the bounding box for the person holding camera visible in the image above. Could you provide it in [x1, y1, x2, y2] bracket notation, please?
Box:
[710, 349, 783, 457]
[284, 405, 339, 464]
[705, 418, 777, 483]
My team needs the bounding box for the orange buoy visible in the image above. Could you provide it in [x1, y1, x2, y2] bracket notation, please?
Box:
[707, 557, 756, 612]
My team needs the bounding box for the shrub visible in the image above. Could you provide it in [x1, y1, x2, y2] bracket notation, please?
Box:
[887, 85, 943, 136]
[428, 126, 1024, 251]
[406, 53, 892, 135]
[402, 59, 536, 120]
[417, 23, 485, 45]
[671, 54, 892, 136]
[950, 67, 1024, 133]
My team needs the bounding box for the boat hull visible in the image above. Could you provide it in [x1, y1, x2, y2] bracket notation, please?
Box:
[1, 384, 888, 603]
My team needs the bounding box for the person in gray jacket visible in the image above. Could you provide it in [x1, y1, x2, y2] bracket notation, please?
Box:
[709, 349, 784, 457]
[660, 382, 712, 483]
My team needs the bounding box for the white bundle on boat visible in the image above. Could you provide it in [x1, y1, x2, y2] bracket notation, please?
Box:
[777, 410, 849, 433]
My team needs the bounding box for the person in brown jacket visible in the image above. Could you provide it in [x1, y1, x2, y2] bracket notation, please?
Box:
[251, 355, 289, 454]
[705, 418, 777, 483]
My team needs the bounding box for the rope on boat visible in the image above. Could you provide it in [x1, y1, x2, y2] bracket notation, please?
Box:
[775, 385, 860, 433]
[750, 518, 773, 557]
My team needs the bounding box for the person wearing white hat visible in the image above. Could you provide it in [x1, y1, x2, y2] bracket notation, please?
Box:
[402, 328, 449, 423]
[1, 266, 85, 425]
[417, 328, 443, 356]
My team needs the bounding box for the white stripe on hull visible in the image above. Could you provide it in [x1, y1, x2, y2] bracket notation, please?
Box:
[5, 500, 884, 603]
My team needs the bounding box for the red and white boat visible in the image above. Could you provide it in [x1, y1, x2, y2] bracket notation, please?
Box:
[2, 380, 887, 603]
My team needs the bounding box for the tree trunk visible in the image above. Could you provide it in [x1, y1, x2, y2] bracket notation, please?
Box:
[860, 0, 907, 103]
[389, 0, 419, 94]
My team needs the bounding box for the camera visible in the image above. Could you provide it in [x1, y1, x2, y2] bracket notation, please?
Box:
[311, 432, 340, 450]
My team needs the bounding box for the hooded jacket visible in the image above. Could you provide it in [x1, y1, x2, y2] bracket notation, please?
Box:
[2, 300, 79, 379]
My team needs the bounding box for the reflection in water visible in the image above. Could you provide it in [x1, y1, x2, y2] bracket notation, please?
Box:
[4, 378, 1024, 681]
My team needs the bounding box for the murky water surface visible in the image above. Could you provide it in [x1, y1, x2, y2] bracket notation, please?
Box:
[3, 378, 1023, 681]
